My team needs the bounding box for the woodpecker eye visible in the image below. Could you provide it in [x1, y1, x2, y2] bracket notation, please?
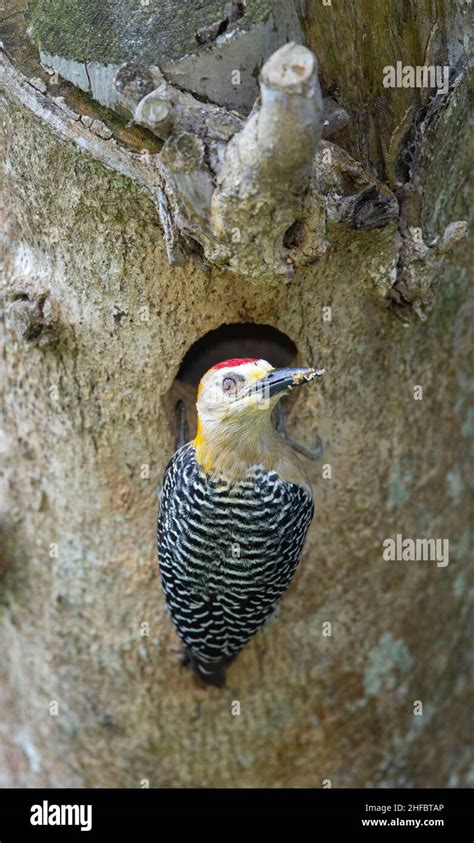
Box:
[222, 373, 244, 394]
[222, 375, 237, 392]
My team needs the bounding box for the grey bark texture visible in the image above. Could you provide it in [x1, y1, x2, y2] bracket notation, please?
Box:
[0, 0, 472, 787]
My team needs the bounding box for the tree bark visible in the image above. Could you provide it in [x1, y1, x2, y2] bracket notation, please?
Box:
[0, 1, 471, 788]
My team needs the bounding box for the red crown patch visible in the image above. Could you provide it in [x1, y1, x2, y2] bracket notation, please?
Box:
[210, 358, 259, 371]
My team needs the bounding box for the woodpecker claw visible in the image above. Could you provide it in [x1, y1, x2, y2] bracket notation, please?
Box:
[275, 404, 324, 461]
[286, 432, 324, 461]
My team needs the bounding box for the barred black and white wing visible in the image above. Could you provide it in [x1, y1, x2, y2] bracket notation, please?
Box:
[157, 443, 313, 685]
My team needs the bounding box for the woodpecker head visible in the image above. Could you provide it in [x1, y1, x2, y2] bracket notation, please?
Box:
[196, 358, 323, 422]
[193, 358, 324, 476]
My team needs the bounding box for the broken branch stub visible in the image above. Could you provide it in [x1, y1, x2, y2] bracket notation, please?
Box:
[114, 62, 243, 143]
[210, 43, 324, 283]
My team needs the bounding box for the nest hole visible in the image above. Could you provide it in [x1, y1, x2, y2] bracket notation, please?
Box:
[178, 322, 297, 387]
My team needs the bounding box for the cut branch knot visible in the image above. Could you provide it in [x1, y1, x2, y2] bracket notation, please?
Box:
[4, 293, 57, 344]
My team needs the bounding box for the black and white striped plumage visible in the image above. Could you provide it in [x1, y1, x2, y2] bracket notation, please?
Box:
[157, 442, 314, 685]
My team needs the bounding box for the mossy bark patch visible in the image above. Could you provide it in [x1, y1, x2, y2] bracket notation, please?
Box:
[28, 0, 272, 65]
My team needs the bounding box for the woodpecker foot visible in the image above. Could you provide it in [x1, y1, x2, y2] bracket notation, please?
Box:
[275, 404, 324, 461]
[175, 399, 189, 450]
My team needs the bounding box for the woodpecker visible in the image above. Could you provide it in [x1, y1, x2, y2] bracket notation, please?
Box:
[157, 358, 324, 686]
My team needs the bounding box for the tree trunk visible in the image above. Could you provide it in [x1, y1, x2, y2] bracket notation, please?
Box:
[1, 0, 471, 788]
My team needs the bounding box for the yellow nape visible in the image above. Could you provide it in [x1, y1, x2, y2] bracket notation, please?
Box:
[193, 419, 213, 474]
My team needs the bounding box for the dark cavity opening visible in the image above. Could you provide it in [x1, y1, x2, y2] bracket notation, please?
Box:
[177, 322, 298, 388]
[283, 220, 307, 249]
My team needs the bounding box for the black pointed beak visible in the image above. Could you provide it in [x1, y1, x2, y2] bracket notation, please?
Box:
[256, 366, 325, 398]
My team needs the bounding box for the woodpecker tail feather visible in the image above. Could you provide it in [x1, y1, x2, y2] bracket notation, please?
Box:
[183, 649, 229, 688]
